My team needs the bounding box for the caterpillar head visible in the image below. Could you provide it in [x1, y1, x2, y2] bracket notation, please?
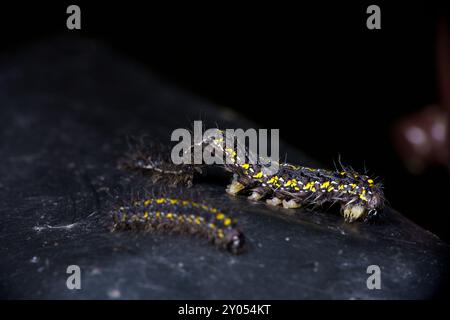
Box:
[342, 175, 386, 222]
[192, 129, 224, 147]
[365, 183, 385, 220]
[224, 229, 246, 254]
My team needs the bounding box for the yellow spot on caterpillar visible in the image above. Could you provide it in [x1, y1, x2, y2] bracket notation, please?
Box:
[195, 217, 202, 225]
[359, 189, 368, 202]
[156, 211, 161, 218]
[340, 171, 346, 176]
[216, 213, 225, 220]
[253, 171, 263, 179]
[210, 207, 218, 213]
[144, 200, 152, 206]
[169, 199, 178, 205]
[192, 202, 200, 208]
[201, 204, 209, 210]
[182, 200, 189, 206]
[311, 187, 317, 192]
[166, 213, 173, 219]
[368, 179, 374, 186]
[338, 185, 345, 190]
[327, 186, 335, 192]
[350, 183, 357, 189]
[320, 181, 330, 189]
[225, 148, 236, 155]
[303, 182, 313, 190]
[267, 176, 279, 184]
[225, 148, 237, 163]
[209, 223, 216, 229]
[241, 163, 250, 169]
[156, 198, 165, 204]
[217, 229, 224, 239]
[143, 212, 149, 219]
[294, 187, 300, 191]
[284, 179, 298, 187]
[224, 218, 232, 226]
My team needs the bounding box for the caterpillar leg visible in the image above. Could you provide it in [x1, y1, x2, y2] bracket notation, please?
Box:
[248, 191, 264, 201]
[247, 187, 269, 201]
[266, 197, 282, 206]
[226, 180, 245, 195]
[342, 204, 366, 222]
[282, 199, 301, 209]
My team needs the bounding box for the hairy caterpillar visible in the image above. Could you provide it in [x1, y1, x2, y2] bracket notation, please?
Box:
[119, 138, 202, 187]
[199, 133, 386, 222]
[111, 197, 245, 254]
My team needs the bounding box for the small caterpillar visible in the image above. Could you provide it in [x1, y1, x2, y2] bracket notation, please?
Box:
[119, 139, 202, 187]
[111, 197, 245, 254]
[201, 134, 386, 222]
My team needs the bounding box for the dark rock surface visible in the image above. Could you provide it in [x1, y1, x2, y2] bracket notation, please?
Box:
[0, 38, 448, 299]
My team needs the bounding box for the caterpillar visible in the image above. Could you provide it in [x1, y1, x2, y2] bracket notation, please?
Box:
[199, 133, 386, 222]
[111, 197, 245, 254]
[119, 139, 202, 187]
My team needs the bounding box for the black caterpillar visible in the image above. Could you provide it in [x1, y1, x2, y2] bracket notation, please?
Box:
[121, 132, 385, 223]
[226, 162, 384, 222]
[111, 197, 245, 254]
[203, 134, 385, 222]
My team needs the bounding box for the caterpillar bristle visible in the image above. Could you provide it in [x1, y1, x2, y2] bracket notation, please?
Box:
[118, 137, 202, 188]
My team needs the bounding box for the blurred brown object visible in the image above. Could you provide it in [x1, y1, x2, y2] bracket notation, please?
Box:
[392, 18, 449, 173]
[393, 106, 447, 173]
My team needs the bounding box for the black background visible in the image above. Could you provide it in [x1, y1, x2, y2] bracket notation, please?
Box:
[1, 2, 449, 241]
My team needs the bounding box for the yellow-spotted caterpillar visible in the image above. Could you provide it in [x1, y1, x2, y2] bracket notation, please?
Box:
[226, 162, 384, 222]
[201, 134, 386, 222]
[111, 197, 245, 254]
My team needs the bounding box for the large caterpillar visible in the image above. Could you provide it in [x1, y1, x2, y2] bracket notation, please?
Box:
[111, 197, 245, 254]
[201, 134, 386, 222]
